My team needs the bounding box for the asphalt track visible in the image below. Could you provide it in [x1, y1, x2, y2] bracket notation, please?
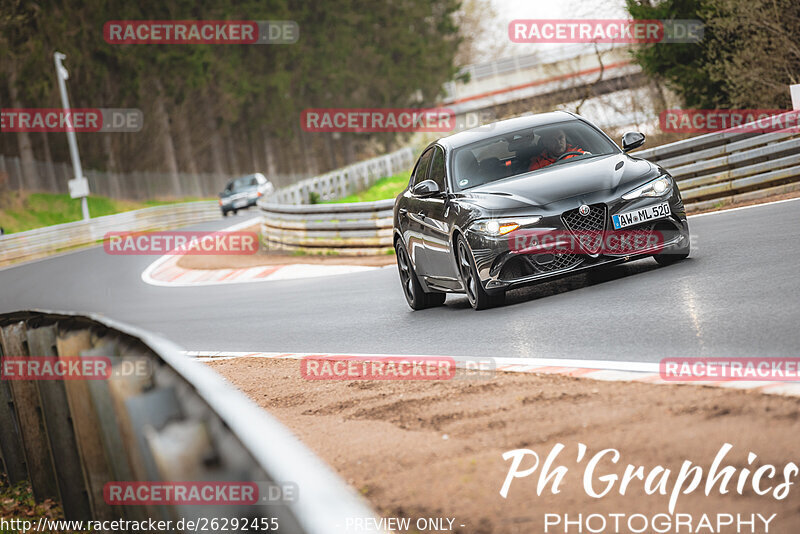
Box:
[1, 201, 799, 362]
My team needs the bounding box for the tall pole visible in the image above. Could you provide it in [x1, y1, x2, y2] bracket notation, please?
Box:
[53, 51, 90, 220]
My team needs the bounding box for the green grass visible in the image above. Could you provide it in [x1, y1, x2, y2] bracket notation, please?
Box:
[0, 191, 210, 235]
[327, 173, 410, 203]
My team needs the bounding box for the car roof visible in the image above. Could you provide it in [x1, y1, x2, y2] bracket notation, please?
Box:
[437, 111, 579, 150]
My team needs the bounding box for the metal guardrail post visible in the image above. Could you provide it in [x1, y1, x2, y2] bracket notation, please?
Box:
[0, 322, 60, 501]
[26, 322, 93, 520]
[0, 342, 28, 485]
[55, 327, 118, 521]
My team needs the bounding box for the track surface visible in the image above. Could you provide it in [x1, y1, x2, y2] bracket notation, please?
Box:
[1, 202, 799, 362]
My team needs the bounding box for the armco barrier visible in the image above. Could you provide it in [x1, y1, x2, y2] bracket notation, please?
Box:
[260, 199, 394, 255]
[636, 111, 800, 211]
[267, 147, 415, 205]
[0, 201, 219, 267]
[0, 310, 382, 534]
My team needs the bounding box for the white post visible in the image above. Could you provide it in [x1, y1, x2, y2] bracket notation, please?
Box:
[54, 51, 90, 220]
[791, 84, 800, 111]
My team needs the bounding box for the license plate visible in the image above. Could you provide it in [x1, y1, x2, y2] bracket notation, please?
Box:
[612, 202, 671, 229]
[233, 199, 248, 208]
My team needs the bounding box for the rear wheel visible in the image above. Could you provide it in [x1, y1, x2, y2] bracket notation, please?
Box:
[395, 241, 446, 310]
[456, 236, 505, 310]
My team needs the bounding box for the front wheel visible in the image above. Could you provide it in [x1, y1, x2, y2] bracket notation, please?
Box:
[456, 236, 505, 310]
[395, 241, 446, 310]
[654, 238, 690, 266]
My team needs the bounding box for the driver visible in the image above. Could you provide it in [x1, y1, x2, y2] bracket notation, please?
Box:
[528, 129, 587, 171]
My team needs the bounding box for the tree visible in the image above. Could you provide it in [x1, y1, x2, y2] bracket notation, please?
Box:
[626, 0, 799, 109]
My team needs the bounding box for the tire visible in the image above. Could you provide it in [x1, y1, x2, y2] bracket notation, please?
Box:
[456, 236, 505, 310]
[395, 240, 446, 310]
[654, 239, 690, 266]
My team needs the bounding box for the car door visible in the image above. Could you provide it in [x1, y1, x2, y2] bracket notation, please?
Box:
[399, 148, 434, 274]
[417, 145, 459, 286]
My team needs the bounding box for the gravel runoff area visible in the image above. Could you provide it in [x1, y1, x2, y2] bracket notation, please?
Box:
[207, 357, 800, 534]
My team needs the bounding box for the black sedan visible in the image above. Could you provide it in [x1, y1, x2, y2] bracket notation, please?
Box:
[393, 111, 690, 310]
[219, 173, 274, 216]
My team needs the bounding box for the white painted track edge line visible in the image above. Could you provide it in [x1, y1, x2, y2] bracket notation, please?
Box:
[187, 351, 800, 396]
[185, 351, 660, 373]
[687, 195, 800, 218]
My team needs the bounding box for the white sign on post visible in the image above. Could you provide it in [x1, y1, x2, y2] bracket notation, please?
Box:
[68, 178, 90, 199]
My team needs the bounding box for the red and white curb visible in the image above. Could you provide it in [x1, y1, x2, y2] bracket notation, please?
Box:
[185, 351, 800, 397]
[141, 218, 379, 287]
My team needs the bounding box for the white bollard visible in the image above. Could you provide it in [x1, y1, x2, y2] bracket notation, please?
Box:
[791, 84, 800, 110]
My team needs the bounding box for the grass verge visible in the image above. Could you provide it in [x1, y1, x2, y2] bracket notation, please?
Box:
[327, 173, 409, 203]
[0, 191, 210, 235]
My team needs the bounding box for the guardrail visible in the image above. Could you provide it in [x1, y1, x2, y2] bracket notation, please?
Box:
[0, 201, 220, 267]
[260, 199, 394, 255]
[265, 148, 414, 205]
[0, 310, 381, 533]
[635, 112, 800, 211]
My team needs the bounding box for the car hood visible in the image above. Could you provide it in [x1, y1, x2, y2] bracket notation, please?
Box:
[457, 154, 661, 210]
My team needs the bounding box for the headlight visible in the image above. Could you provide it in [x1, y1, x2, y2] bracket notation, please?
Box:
[470, 216, 541, 236]
[622, 175, 672, 200]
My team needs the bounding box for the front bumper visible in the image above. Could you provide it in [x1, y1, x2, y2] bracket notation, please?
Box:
[221, 196, 258, 211]
[464, 191, 689, 291]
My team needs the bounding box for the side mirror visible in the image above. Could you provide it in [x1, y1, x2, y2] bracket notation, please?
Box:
[412, 179, 441, 197]
[622, 132, 646, 152]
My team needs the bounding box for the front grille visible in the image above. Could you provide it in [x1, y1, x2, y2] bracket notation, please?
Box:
[499, 253, 584, 280]
[527, 253, 584, 273]
[562, 204, 608, 254]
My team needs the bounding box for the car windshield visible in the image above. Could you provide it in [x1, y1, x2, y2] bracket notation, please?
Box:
[450, 119, 619, 191]
[225, 176, 259, 192]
